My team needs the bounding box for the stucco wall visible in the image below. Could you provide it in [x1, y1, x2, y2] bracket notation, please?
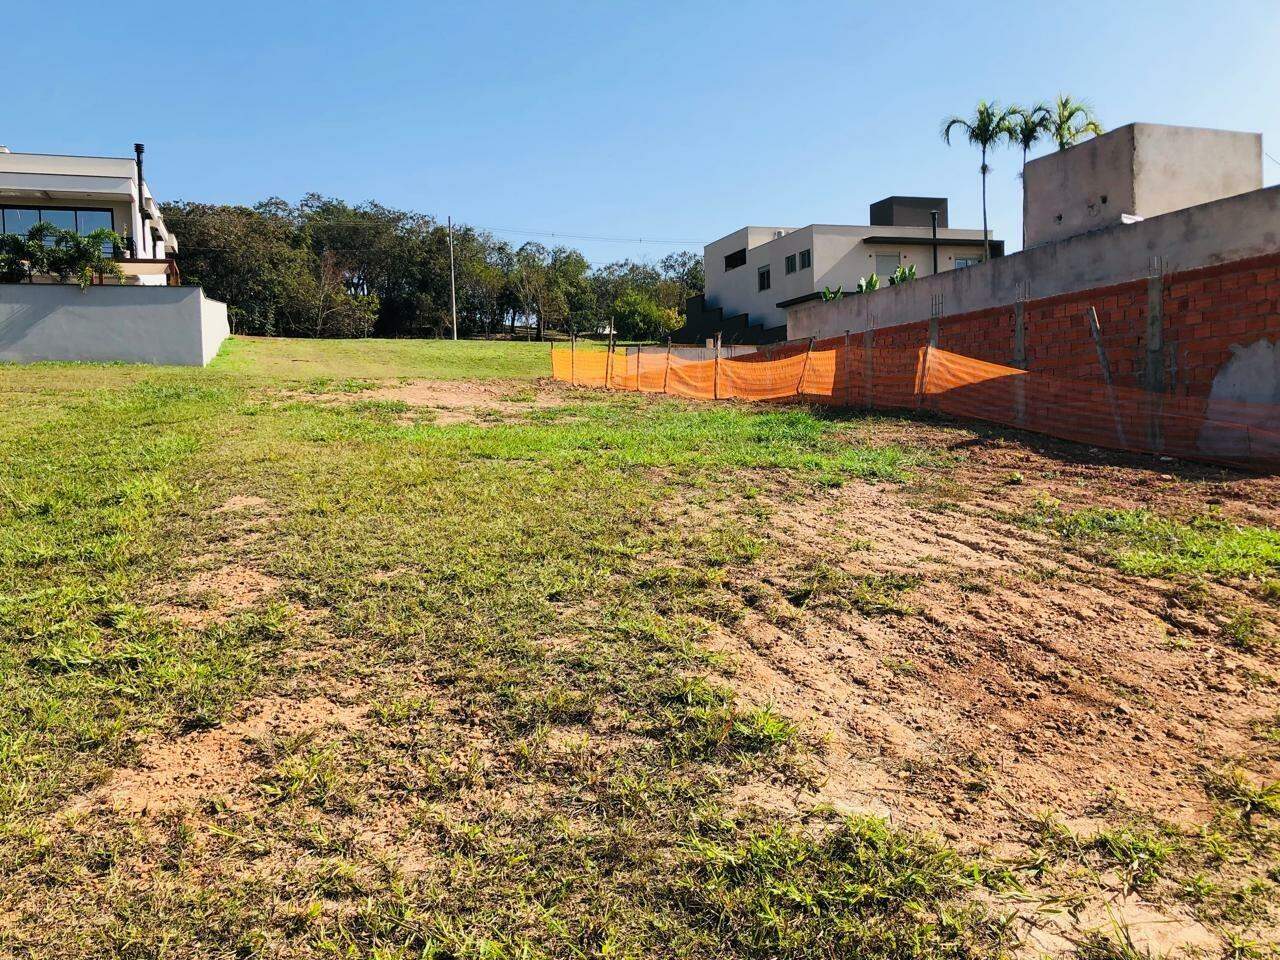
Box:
[789, 185, 1280, 342]
[1024, 123, 1262, 248]
[0, 284, 229, 366]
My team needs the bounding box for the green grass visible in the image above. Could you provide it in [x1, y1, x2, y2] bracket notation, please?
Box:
[0, 338, 990, 959]
[212, 334, 554, 382]
[680, 816, 1007, 959]
[1025, 500, 1280, 580]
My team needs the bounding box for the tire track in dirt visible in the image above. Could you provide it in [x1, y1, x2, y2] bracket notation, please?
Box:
[715, 477, 1280, 846]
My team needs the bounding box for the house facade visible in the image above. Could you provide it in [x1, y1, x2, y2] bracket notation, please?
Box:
[683, 197, 998, 342]
[0, 143, 179, 285]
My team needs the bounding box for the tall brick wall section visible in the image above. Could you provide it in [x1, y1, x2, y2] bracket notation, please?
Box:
[855, 251, 1280, 399]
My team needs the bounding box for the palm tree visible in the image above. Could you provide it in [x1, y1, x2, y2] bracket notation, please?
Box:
[1008, 103, 1053, 247]
[1050, 94, 1104, 151]
[941, 101, 1018, 261]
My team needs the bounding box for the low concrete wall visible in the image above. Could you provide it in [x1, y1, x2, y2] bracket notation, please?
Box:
[0, 284, 229, 366]
[789, 184, 1280, 341]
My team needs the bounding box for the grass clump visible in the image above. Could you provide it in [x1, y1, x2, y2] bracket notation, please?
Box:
[1090, 826, 1175, 890]
[1025, 501, 1280, 581]
[657, 677, 796, 761]
[681, 816, 1006, 959]
[1207, 766, 1280, 825]
[785, 562, 919, 616]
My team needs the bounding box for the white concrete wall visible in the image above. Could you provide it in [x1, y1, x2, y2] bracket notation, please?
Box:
[789, 184, 1280, 341]
[0, 284, 229, 366]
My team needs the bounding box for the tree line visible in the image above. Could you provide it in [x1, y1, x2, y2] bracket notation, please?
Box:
[161, 195, 702, 341]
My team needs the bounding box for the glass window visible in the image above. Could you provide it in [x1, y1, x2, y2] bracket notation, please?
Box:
[875, 253, 900, 277]
[784, 253, 797, 275]
[799, 248, 811, 270]
[954, 257, 982, 269]
[2, 208, 38, 235]
[39, 209, 76, 232]
[757, 265, 771, 292]
[724, 248, 747, 271]
[76, 210, 113, 235]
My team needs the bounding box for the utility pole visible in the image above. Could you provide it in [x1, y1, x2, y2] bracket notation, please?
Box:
[930, 209, 939, 275]
[447, 216, 458, 341]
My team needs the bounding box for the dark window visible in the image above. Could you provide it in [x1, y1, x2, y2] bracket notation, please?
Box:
[757, 265, 771, 291]
[799, 248, 811, 270]
[0, 206, 115, 254]
[724, 247, 747, 271]
[1, 207, 38, 235]
[784, 253, 797, 275]
[40, 209, 76, 232]
[76, 209, 114, 236]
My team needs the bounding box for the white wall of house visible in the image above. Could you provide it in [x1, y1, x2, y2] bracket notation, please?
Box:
[0, 149, 177, 260]
[703, 223, 989, 330]
[0, 284, 229, 366]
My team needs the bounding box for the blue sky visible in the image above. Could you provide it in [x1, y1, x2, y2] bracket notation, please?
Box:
[10, 0, 1279, 265]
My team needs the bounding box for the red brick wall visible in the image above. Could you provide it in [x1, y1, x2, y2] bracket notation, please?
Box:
[1163, 254, 1280, 397]
[913, 251, 1280, 398]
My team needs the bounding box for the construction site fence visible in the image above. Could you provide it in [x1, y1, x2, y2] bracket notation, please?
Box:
[550, 338, 1279, 471]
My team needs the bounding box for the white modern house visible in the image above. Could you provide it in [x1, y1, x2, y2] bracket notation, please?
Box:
[0, 144, 180, 285]
[683, 197, 998, 342]
[0, 144, 227, 365]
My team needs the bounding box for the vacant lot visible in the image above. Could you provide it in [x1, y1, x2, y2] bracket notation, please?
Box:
[1, 337, 1277, 959]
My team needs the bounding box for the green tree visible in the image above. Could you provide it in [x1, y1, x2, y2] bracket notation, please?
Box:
[1050, 94, 1104, 151]
[941, 101, 1018, 261]
[1008, 103, 1053, 247]
[610, 288, 680, 341]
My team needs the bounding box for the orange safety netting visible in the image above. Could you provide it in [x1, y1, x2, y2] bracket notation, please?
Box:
[551, 341, 1280, 469]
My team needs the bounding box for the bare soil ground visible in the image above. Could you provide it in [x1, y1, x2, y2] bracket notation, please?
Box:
[294, 377, 568, 424]
[688, 415, 1280, 955]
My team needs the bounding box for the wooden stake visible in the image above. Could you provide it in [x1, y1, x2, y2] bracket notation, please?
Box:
[713, 333, 722, 400]
[843, 330, 852, 406]
[663, 338, 673, 395]
[570, 332, 576, 386]
[605, 328, 615, 390]
[1087, 306, 1128, 448]
[799, 337, 815, 399]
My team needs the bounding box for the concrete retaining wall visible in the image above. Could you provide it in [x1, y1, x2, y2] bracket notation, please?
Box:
[788, 185, 1280, 342]
[0, 284, 229, 366]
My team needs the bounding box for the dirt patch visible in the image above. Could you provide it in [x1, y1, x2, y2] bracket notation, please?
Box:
[71, 695, 367, 816]
[715, 475, 1280, 848]
[1016, 893, 1222, 959]
[308, 378, 570, 425]
[212, 495, 270, 514]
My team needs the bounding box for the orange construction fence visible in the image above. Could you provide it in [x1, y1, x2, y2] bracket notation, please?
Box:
[550, 338, 1279, 470]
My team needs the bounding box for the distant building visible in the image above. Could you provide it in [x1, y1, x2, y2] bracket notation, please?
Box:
[1023, 123, 1262, 248]
[786, 121, 1277, 348]
[0, 143, 180, 285]
[680, 197, 999, 343]
[0, 143, 228, 366]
